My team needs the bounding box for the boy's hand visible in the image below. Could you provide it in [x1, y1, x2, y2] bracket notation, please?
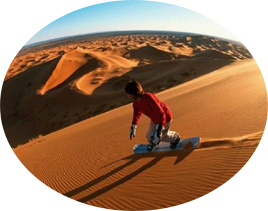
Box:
[130, 124, 137, 140]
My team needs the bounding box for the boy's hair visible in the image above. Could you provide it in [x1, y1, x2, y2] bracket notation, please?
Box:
[124, 81, 144, 97]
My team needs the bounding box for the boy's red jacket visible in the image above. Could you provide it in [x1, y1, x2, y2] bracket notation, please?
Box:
[132, 92, 172, 126]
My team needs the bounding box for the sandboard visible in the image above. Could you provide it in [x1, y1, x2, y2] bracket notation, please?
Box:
[133, 137, 201, 154]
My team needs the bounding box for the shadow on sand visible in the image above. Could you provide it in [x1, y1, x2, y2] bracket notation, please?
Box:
[64, 149, 194, 203]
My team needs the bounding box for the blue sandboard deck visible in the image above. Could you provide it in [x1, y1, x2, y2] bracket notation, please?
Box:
[133, 137, 201, 154]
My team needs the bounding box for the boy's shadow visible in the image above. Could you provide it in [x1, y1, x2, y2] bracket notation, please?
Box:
[63, 149, 194, 203]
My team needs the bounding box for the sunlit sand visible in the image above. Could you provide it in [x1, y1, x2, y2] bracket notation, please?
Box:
[2, 32, 266, 210]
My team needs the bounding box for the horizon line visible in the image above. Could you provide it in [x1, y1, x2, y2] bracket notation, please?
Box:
[24, 29, 239, 48]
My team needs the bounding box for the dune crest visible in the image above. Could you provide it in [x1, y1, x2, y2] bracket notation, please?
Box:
[76, 50, 138, 95]
[38, 48, 91, 95]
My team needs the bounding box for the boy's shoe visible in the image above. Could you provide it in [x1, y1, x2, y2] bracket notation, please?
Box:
[170, 138, 181, 149]
[147, 143, 157, 151]
[147, 136, 160, 151]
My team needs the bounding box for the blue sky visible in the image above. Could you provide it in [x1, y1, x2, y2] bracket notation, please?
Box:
[0, 0, 268, 54]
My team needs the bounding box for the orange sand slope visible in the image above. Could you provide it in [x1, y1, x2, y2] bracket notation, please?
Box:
[14, 59, 267, 210]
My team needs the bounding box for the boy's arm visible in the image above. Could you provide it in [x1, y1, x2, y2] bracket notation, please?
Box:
[130, 104, 142, 140]
[132, 104, 142, 125]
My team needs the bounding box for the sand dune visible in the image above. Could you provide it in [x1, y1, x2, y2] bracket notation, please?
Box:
[37, 47, 138, 95]
[2, 32, 266, 209]
[38, 48, 93, 95]
[124, 44, 176, 63]
[13, 59, 267, 210]
[76, 49, 138, 95]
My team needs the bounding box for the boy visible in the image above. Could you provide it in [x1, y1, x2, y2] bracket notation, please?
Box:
[125, 80, 181, 151]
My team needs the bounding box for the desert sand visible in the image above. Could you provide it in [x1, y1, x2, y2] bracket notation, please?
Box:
[1, 32, 267, 210]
